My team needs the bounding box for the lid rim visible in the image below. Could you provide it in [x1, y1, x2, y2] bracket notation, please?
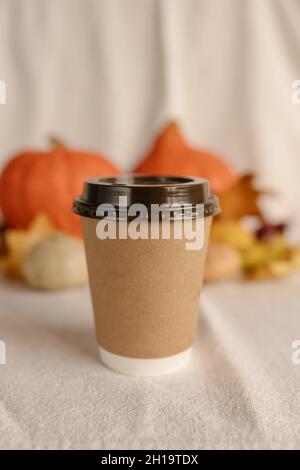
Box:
[73, 175, 220, 219]
[83, 174, 208, 188]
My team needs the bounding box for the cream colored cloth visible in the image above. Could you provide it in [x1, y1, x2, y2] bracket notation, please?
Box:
[0, 275, 300, 450]
[0, 0, 300, 237]
[1, 0, 300, 450]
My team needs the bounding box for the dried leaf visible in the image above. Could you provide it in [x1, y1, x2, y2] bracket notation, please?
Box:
[219, 174, 264, 220]
[211, 220, 254, 251]
[2, 213, 55, 279]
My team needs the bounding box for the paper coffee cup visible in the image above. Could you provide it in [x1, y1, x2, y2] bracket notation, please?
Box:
[74, 175, 220, 376]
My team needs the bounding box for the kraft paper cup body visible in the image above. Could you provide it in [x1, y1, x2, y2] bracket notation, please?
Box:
[74, 175, 220, 376]
[80, 216, 212, 376]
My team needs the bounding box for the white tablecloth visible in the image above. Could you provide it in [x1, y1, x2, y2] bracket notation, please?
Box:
[1, 274, 300, 450]
[1, 0, 300, 238]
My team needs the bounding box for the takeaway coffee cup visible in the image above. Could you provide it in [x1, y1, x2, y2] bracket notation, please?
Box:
[73, 175, 220, 376]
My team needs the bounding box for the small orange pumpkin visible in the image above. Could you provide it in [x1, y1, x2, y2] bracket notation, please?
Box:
[0, 138, 120, 237]
[134, 123, 238, 194]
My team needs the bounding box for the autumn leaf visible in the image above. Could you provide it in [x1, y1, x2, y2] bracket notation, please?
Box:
[218, 174, 264, 220]
[2, 213, 55, 279]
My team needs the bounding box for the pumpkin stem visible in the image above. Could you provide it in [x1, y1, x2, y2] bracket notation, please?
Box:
[166, 121, 178, 130]
[49, 136, 66, 150]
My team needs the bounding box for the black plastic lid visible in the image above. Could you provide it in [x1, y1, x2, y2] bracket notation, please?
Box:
[73, 175, 220, 219]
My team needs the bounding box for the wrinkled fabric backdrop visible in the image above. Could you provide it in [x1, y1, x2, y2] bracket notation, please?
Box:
[0, 0, 300, 236]
[1, 0, 300, 451]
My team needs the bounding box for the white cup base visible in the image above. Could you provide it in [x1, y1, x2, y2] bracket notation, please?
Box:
[98, 346, 192, 376]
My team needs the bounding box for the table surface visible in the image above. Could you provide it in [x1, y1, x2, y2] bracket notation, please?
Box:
[0, 274, 300, 450]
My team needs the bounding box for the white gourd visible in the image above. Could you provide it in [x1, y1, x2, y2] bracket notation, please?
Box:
[22, 233, 88, 290]
[204, 242, 241, 282]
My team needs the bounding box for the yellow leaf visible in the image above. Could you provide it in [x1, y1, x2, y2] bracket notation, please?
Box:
[2, 213, 55, 279]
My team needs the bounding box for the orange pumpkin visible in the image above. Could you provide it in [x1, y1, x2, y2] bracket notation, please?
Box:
[134, 122, 238, 194]
[0, 138, 120, 237]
